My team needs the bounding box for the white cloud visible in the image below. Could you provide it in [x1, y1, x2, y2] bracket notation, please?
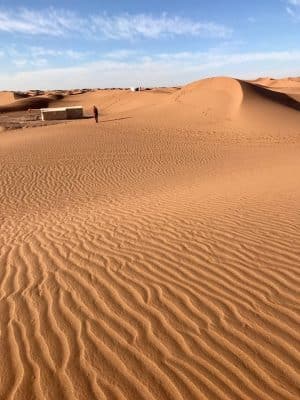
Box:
[0, 45, 93, 68]
[90, 13, 231, 39]
[286, 0, 300, 20]
[199, 50, 300, 67]
[29, 46, 92, 59]
[104, 50, 138, 60]
[0, 8, 85, 36]
[31, 58, 48, 67]
[0, 8, 231, 39]
[1, 50, 299, 90]
[155, 50, 300, 66]
[286, 6, 300, 19]
[12, 58, 27, 66]
[286, 7, 295, 16]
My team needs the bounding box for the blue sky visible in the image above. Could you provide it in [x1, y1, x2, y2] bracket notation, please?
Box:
[0, 0, 299, 89]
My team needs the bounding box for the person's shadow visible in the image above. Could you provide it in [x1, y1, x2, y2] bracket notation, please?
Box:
[101, 117, 133, 123]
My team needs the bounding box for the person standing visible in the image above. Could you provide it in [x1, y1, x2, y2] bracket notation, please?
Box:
[93, 105, 99, 123]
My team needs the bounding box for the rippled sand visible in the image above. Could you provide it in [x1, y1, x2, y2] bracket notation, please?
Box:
[1, 78, 300, 400]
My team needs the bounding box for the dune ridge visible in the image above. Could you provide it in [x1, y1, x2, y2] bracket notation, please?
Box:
[0, 94, 66, 113]
[0, 76, 300, 400]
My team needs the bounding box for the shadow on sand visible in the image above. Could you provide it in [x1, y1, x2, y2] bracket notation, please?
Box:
[240, 80, 300, 111]
[101, 117, 133, 123]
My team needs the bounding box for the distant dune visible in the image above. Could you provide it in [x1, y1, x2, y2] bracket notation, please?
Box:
[252, 76, 300, 88]
[0, 76, 300, 400]
[0, 91, 14, 105]
[0, 94, 65, 113]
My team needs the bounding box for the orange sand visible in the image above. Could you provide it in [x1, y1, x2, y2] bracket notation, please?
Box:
[0, 91, 14, 105]
[0, 77, 300, 400]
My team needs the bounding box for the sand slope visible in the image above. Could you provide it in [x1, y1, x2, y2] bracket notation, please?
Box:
[0, 77, 300, 400]
[0, 91, 14, 105]
[253, 77, 300, 88]
[50, 88, 176, 117]
[250, 77, 300, 102]
[0, 94, 63, 113]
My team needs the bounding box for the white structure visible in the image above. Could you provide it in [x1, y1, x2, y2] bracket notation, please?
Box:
[41, 106, 83, 121]
[130, 87, 140, 92]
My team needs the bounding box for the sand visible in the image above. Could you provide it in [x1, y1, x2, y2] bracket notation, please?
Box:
[0, 77, 300, 400]
[0, 95, 64, 113]
[0, 91, 14, 105]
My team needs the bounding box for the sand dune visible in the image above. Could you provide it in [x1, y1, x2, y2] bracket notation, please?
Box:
[254, 77, 300, 88]
[0, 77, 300, 400]
[0, 94, 64, 113]
[50, 87, 176, 117]
[0, 91, 14, 105]
[250, 77, 300, 100]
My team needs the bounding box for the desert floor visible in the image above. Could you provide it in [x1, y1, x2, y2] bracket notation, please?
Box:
[0, 77, 300, 400]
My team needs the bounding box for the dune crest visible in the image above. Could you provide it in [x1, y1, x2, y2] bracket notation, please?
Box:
[173, 77, 244, 119]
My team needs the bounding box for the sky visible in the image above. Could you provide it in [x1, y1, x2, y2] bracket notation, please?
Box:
[0, 0, 299, 89]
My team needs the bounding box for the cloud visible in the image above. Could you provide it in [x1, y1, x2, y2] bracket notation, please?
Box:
[12, 58, 27, 66]
[1, 49, 299, 90]
[0, 45, 93, 68]
[286, 0, 300, 20]
[90, 13, 232, 39]
[154, 50, 300, 66]
[198, 50, 300, 67]
[287, 0, 300, 5]
[104, 49, 138, 60]
[29, 46, 92, 59]
[0, 8, 85, 36]
[0, 8, 231, 39]
[286, 6, 300, 19]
